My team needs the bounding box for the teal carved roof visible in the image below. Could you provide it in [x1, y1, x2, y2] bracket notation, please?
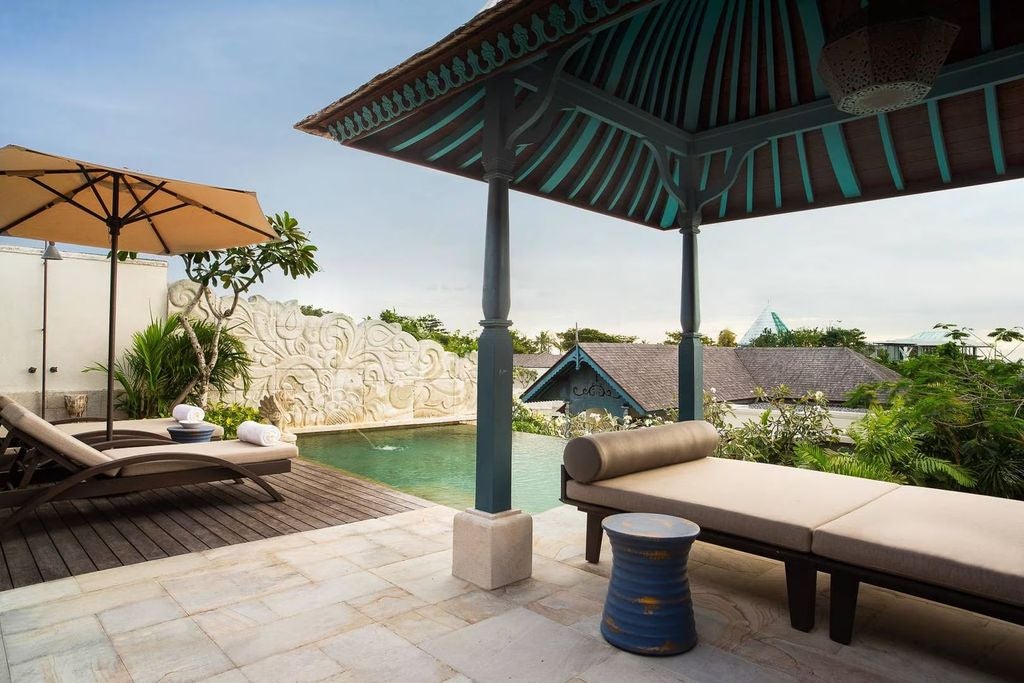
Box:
[298, 1, 1024, 230]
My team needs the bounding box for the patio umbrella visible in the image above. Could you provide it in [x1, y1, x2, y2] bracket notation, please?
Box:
[0, 145, 275, 440]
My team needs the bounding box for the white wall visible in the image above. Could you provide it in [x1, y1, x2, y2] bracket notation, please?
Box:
[0, 246, 168, 419]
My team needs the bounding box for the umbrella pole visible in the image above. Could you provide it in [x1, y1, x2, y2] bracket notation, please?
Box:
[105, 176, 122, 442]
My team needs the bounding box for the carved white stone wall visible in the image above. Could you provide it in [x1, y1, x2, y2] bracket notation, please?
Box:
[168, 281, 477, 428]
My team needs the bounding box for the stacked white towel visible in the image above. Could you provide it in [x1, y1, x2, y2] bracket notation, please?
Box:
[237, 421, 281, 447]
[172, 404, 205, 423]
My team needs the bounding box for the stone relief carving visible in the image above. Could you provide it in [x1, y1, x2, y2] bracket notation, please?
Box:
[168, 281, 477, 428]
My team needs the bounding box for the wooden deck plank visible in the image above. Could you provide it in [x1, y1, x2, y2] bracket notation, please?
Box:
[0, 459, 438, 591]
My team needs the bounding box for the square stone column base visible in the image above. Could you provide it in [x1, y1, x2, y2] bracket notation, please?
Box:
[452, 508, 533, 590]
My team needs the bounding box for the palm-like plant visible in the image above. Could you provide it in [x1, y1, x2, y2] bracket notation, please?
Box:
[88, 315, 252, 418]
[794, 401, 975, 488]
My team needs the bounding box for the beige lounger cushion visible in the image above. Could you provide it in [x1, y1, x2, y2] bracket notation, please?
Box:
[104, 439, 297, 476]
[566, 457, 898, 551]
[2, 403, 112, 468]
[564, 420, 719, 483]
[813, 486, 1024, 607]
[56, 418, 225, 440]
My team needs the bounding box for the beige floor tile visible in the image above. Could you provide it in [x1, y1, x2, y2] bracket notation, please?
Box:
[97, 595, 187, 636]
[112, 617, 234, 683]
[200, 669, 248, 683]
[320, 623, 456, 682]
[240, 645, 343, 683]
[491, 577, 563, 606]
[436, 590, 516, 625]
[0, 577, 80, 614]
[578, 650, 696, 683]
[348, 586, 427, 620]
[9, 639, 130, 683]
[289, 555, 363, 582]
[203, 533, 313, 563]
[421, 607, 613, 683]
[161, 561, 308, 614]
[370, 550, 451, 584]
[74, 552, 210, 592]
[276, 535, 379, 565]
[650, 640, 798, 683]
[260, 572, 392, 618]
[371, 528, 449, 557]
[383, 606, 469, 645]
[527, 589, 605, 626]
[4, 615, 109, 666]
[210, 602, 371, 667]
[1, 581, 165, 635]
[344, 545, 408, 569]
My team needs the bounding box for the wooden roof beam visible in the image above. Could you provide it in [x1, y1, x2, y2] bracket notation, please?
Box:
[693, 44, 1024, 155]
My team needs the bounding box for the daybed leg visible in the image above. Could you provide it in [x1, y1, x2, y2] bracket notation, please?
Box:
[585, 512, 605, 563]
[784, 559, 817, 632]
[829, 572, 860, 645]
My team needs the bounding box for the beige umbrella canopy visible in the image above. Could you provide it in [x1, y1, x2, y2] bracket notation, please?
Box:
[0, 145, 275, 438]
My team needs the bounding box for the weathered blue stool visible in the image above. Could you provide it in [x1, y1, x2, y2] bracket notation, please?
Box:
[600, 512, 701, 656]
[166, 424, 216, 444]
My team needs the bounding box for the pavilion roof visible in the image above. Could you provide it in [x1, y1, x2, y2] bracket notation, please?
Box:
[297, 0, 1024, 231]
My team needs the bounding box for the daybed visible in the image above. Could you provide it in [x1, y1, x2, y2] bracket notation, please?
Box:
[561, 421, 1024, 644]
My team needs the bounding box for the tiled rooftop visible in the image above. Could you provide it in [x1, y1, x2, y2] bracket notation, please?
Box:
[0, 504, 1018, 682]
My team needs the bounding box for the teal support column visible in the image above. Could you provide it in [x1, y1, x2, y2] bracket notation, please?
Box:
[678, 220, 703, 421]
[475, 77, 516, 513]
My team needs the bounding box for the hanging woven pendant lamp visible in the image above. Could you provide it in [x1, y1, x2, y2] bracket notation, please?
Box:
[818, 1, 960, 115]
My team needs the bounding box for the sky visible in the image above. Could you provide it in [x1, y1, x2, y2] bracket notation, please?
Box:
[2, 0, 1022, 346]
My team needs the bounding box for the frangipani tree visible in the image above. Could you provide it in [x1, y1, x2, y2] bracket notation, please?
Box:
[175, 211, 320, 407]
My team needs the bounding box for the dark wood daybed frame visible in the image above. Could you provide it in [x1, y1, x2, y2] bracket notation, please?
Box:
[0, 428, 290, 537]
[561, 466, 1024, 644]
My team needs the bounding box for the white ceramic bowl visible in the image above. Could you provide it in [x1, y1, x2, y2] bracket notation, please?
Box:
[178, 420, 205, 430]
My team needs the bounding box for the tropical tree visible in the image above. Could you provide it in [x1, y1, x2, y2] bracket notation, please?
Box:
[177, 211, 320, 407]
[750, 325, 868, 352]
[534, 330, 557, 354]
[717, 329, 737, 347]
[794, 401, 975, 488]
[89, 315, 251, 418]
[664, 331, 715, 346]
[378, 309, 478, 356]
[299, 304, 332, 317]
[557, 327, 638, 351]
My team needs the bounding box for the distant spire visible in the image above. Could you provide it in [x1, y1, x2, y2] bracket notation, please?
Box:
[739, 305, 789, 345]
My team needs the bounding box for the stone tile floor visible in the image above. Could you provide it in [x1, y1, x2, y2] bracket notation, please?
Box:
[0, 504, 1019, 682]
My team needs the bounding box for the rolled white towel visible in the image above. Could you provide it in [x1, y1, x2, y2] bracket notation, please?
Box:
[172, 404, 205, 423]
[237, 421, 281, 447]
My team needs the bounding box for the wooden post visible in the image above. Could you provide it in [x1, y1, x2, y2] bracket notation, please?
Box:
[678, 215, 703, 421]
[475, 77, 516, 513]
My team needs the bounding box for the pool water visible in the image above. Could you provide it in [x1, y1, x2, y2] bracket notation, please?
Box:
[298, 424, 568, 513]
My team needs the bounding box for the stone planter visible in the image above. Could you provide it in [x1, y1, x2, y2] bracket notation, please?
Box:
[64, 393, 88, 419]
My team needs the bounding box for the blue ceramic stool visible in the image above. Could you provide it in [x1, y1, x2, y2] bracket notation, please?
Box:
[600, 513, 701, 656]
[166, 424, 216, 444]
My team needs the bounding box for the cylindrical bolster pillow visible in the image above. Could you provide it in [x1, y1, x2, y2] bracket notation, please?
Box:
[563, 420, 719, 483]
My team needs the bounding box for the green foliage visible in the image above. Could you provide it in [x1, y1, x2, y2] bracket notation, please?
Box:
[511, 400, 676, 438]
[710, 386, 841, 464]
[204, 403, 262, 439]
[88, 316, 251, 419]
[509, 329, 539, 354]
[557, 327, 638, 351]
[717, 329, 737, 347]
[664, 331, 715, 345]
[750, 326, 868, 352]
[851, 332, 1024, 499]
[513, 367, 538, 388]
[512, 400, 560, 436]
[534, 331, 557, 353]
[378, 309, 479, 356]
[794, 402, 975, 488]
[180, 212, 320, 293]
[299, 304, 332, 317]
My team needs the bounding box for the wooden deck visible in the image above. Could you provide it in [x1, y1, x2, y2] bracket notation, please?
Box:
[0, 459, 428, 590]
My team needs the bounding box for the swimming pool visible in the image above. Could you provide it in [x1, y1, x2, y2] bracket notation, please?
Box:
[298, 424, 568, 513]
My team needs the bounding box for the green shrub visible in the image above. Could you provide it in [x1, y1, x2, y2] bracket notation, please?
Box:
[87, 315, 252, 419]
[204, 403, 262, 439]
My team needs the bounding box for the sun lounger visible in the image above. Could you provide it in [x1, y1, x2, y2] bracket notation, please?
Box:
[0, 395, 224, 445]
[0, 402, 295, 535]
[560, 421, 1024, 643]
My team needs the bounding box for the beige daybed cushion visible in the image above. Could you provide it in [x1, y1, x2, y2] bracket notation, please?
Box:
[104, 439, 297, 476]
[813, 486, 1024, 607]
[56, 418, 225, 440]
[564, 420, 720, 483]
[566, 457, 898, 552]
[2, 403, 112, 468]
